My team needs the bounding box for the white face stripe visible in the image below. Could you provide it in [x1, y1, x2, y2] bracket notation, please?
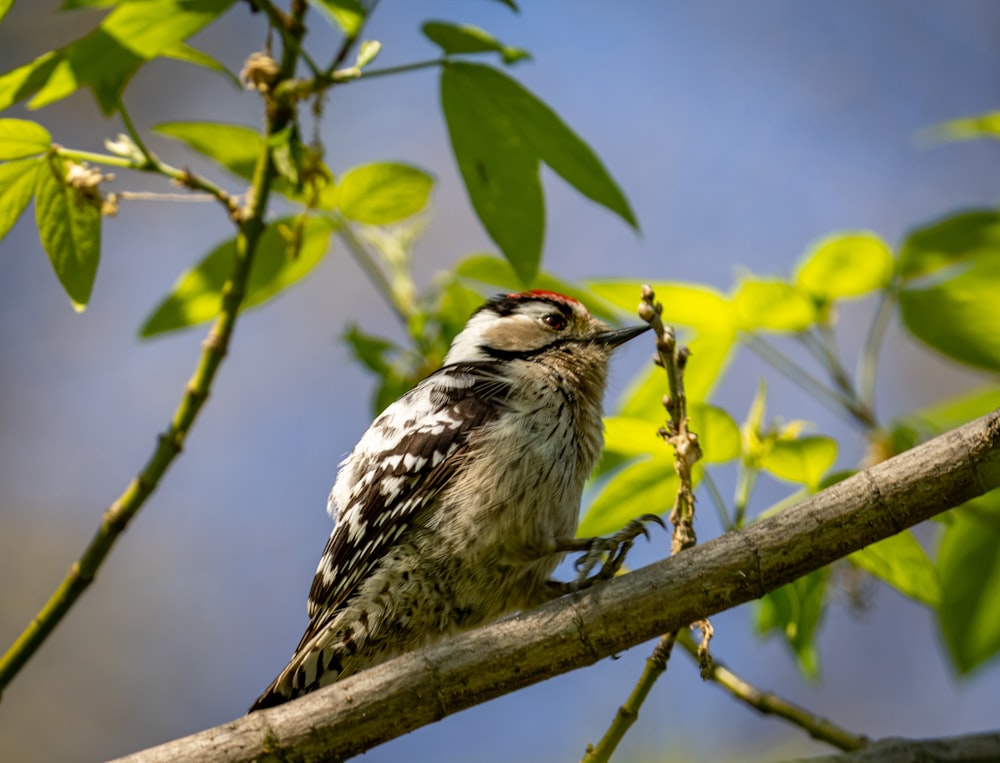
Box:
[443, 294, 597, 366]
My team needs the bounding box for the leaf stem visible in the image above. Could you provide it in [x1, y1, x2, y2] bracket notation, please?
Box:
[52, 147, 138, 169]
[743, 333, 875, 429]
[675, 630, 869, 751]
[0, 0, 311, 698]
[859, 289, 895, 415]
[356, 57, 448, 81]
[333, 219, 409, 327]
[117, 99, 157, 169]
[700, 468, 732, 531]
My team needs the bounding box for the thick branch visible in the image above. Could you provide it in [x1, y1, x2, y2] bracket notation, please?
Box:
[110, 410, 1000, 763]
[782, 731, 1000, 763]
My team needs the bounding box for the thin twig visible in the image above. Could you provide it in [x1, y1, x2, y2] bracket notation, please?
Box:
[676, 629, 869, 751]
[248, 0, 321, 77]
[0, 1, 312, 698]
[582, 285, 704, 763]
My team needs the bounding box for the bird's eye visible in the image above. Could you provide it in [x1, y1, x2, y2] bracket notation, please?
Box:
[542, 313, 568, 331]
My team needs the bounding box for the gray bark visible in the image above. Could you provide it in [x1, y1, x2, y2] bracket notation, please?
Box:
[786, 731, 1000, 762]
[109, 410, 1000, 763]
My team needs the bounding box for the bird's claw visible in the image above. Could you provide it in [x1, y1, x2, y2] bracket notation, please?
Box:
[572, 513, 666, 585]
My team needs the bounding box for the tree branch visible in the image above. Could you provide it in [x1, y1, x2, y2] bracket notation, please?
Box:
[780, 731, 1000, 763]
[109, 409, 1000, 762]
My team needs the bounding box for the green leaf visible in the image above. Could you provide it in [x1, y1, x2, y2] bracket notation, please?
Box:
[331, 162, 434, 224]
[269, 123, 308, 192]
[60, 0, 119, 8]
[0, 52, 62, 115]
[0, 119, 52, 159]
[760, 435, 837, 492]
[0, 0, 234, 115]
[441, 64, 542, 283]
[795, 232, 894, 301]
[733, 278, 818, 333]
[0, 158, 41, 244]
[587, 280, 735, 333]
[928, 112, 1000, 143]
[155, 121, 260, 181]
[34, 156, 102, 311]
[601, 416, 665, 461]
[0, 0, 13, 24]
[161, 41, 241, 89]
[422, 21, 530, 65]
[441, 62, 637, 282]
[893, 385, 1000, 446]
[342, 323, 396, 376]
[898, 210, 1000, 371]
[688, 402, 741, 464]
[755, 568, 829, 679]
[850, 530, 940, 607]
[141, 216, 334, 337]
[305, 0, 364, 35]
[937, 489, 1000, 674]
[579, 457, 677, 538]
[615, 328, 734, 412]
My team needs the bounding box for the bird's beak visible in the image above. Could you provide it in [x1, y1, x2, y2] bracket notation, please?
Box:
[592, 324, 652, 348]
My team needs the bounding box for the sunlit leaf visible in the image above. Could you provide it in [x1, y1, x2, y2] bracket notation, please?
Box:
[0, 0, 13, 23]
[892, 385, 1000, 448]
[733, 278, 818, 333]
[760, 435, 837, 492]
[850, 530, 940, 607]
[0, 119, 52, 159]
[928, 111, 1000, 143]
[0, 158, 41, 244]
[161, 41, 240, 89]
[330, 162, 433, 224]
[615, 328, 735, 412]
[422, 21, 530, 64]
[155, 121, 260, 180]
[579, 457, 677, 538]
[587, 280, 735, 333]
[0, 0, 234, 115]
[141, 216, 335, 336]
[755, 568, 829, 679]
[688, 402, 740, 464]
[795, 232, 894, 301]
[898, 210, 1000, 371]
[34, 155, 102, 311]
[305, 0, 364, 35]
[937, 489, 1000, 674]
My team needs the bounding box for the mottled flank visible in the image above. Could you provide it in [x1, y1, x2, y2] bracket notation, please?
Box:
[250, 292, 646, 712]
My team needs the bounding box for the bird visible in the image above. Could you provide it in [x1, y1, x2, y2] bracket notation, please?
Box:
[250, 290, 653, 712]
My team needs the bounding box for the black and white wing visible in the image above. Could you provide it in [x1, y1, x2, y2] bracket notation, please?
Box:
[301, 364, 511, 640]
